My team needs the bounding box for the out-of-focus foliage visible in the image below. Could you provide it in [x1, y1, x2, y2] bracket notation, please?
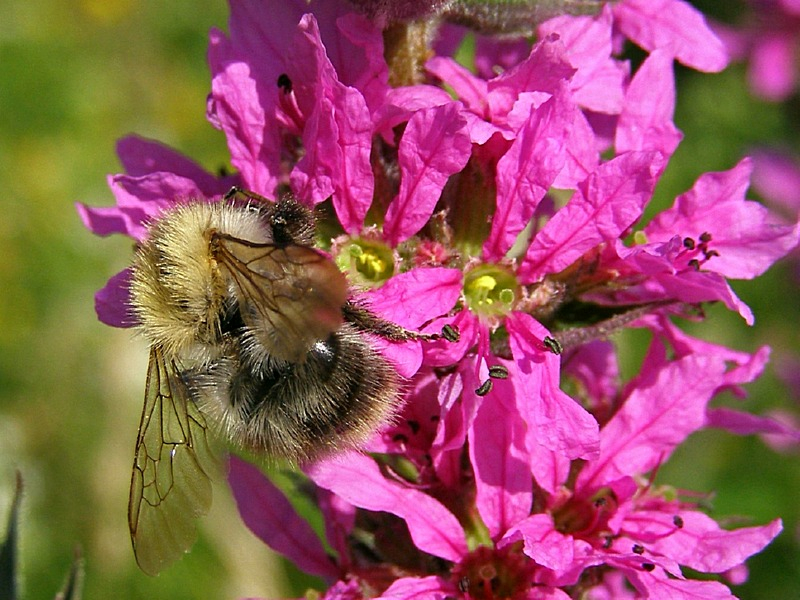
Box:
[0, 1, 797, 598]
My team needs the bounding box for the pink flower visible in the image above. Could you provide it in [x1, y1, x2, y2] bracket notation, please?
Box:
[78, 0, 795, 596]
[229, 322, 782, 597]
[715, 0, 800, 100]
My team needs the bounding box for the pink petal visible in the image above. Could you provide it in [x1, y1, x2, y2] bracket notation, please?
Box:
[749, 31, 797, 101]
[364, 267, 463, 328]
[208, 29, 281, 196]
[328, 13, 389, 114]
[606, 241, 756, 324]
[500, 514, 574, 573]
[506, 312, 600, 460]
[633, 509, 783, 573]
[538, 9, 626, 114]
[76, 203, 145, 239]
[562, 341, 619, 411]
[474, 35, 531, 81]
[422, 310, 478, 367]
[306, 452, 468, 561]
[369, 336, 423, 379]
[95, 269, 137, 328]
[551, 109, 600, 189]
[579, 353, 726, 490]
[288, 15, 374, 230]
[645, 158, 800, 279]
[486, 35, 575, 120]
[226, 0, 358, 81]
[616, 49, 682, 157]
[613, 0, 729, 73]
[316, 488, 356, 564]
[631, 569, 737, 599]
[520, 151, 663, 283]
[115, 136, 227, 191]
[377, 576, 450, 599]
[527, 436, 571, 496]
[383, 103, 472, 245]
[227, 456, 339, 579]
[706, 407, 800, 441]
[373, 85, 454, 137]
[469, 378, 533, 539]
[484, 86, 575, 259]
[751, 149, 800, 212]
[426, 56, 489, 117]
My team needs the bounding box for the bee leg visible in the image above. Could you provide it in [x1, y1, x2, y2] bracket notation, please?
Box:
[343, 301, 442, 342]
[269, 197, 316, 247]
[223, 186, 272, 205]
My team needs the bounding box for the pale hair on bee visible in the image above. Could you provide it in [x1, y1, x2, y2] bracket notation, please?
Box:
[127, 188, 445, 575]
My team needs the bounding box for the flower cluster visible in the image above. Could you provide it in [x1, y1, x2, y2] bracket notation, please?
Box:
[79, 0, 800, 597]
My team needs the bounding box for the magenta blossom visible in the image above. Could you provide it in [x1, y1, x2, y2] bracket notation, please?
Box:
[230, 318, 782, 597]
[715, 0, 800, 101]
[79, 0, 798, 597]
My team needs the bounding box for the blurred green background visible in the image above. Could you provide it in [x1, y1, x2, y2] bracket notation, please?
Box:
[0, 0, 798, 598]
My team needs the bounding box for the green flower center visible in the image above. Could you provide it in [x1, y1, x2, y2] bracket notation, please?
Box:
[337, 239, 395, 287]
[464, 264, 518, 318]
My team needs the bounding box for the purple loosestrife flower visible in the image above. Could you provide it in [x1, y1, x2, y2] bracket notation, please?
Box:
[79, 0, 799, 597]
[715, 0, 800, 101]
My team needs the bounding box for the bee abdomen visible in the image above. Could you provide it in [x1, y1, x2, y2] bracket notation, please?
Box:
[185, 324, 400, 462]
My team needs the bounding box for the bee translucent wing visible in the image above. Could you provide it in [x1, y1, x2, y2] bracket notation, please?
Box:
[129, 347, 215, 576]
[443, 0, 607, 34]
[215, 236, 349, 362]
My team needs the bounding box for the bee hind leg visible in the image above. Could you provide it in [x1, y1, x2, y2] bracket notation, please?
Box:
[343, 301, 442, 342]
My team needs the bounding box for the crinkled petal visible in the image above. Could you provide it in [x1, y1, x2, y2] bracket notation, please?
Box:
[384, 103, 472, 244]
[500, 513, 574, 573]
[631, 509, 782, 573]
[551, 109, 600, 189]
[373, 85, 454, 138]
[227, 456, 339, 579]
[469, 376, 532, 539]
[103, 171, 214, 239]
[306, 452, 468, 561]
[364, 267, 463, 328]
[607, 241, 757, 324]
[288, 15, 374, 230]
[527, 437, 571, 496]
[538, 8, 626, 114]
[226, 0, 357, 81]
[506, 312, 600, 460]
[327, 13, 389, 113]
[645, 158, 800, 279]
[616, 48, 682, 157]
[426, 56, 489, 117]
[76, 203, 146, 239]
[579, 353, 726, 490]
[474, 35, 531, 81]
[520, 151, 663, 283]
[484, 86, 575, 259]
[208, 29, 281, 195]
[422, 309, 479, 367]
[486, 36, 575, 121]
[613, 0, 728, 72]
